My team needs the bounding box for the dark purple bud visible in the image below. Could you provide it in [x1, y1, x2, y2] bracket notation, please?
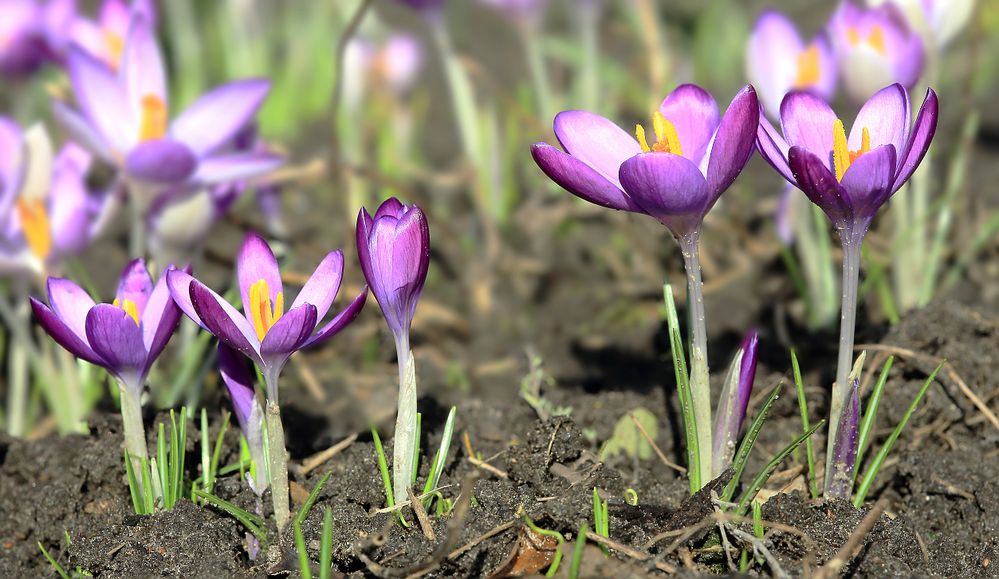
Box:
[711, 329, 759, 476]
[826, 378, 861, 499]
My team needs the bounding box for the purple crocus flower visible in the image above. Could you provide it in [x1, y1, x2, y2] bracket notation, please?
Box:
[868, 0, 975, 50]
[747, 10, 836, 119]
[827, 378, 861, 499]
[711, 329, 759, 477]
[54, 14, 281, 195]
[0, 0, 58, 76]
[757, 83, 938, 239]
[829, 2, 924, 102]
[217, 343, 266, 493]
[68, 0, 156, 69]
[356, 198, 430, 367]
[166, 232, 368, 400]
[531, 84, 759, 240]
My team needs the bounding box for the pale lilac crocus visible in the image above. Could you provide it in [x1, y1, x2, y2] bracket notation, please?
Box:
[0, 0, 62, 76]
[167, 232, 366, 530]
[867, 0, 975, 51]
[756, 83, 938, 497]
[30, 259, 184, 463]
[356, 197, 430, 506]
[532, 84, 760, 489]
[712, 330, 759, 477]
[68, 0, 156, 69]
[829, 2, 924, 102]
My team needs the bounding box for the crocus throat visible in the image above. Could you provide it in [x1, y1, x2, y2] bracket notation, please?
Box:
[112, 298, 141, 326]
[832, 119, 871, 182]
[138, 95, 168, 142]
[846, 26, 886, 55]
[103, 30, 125, 69]
[636, 112, 683, 155]
[249, 279, 284, 341]
[793, 44, 821, 88]
[15, 199, 52, 260]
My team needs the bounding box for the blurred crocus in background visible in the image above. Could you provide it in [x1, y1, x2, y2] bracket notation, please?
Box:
[30, 260, 184, 473]
[532, 84, 760, 488]
[757, 83, 938, 497]
[0, 0, 63, 76]
[356, 197, 430, 507]
[867, 0, 975, 53]
[167, 233, 367, 531]
[829, 2, 924, 102]
[68, 0, 156, 69]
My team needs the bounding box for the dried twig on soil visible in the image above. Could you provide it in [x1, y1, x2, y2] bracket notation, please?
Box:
[583, 530, 677, 574]
[813, 498, 889, 579]
[447, 520, 518, 561]
[297, 433, 358, 476]
[468, 456, 508, 479]
[629, 411, 686, 474]
[726, 527, 789, 579]
[407, 487, 436, 542]
[855, 343, 999, 432]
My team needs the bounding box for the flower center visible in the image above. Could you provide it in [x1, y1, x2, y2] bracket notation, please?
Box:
[138, 94, 168, 142]
[832, 119, 871, 182]
[112, 298, 141, 326]
[636, 111, 683, 155]
[846, 25, 886, 55]
[103, 30, 125, 69]
[15, 199, 52, 260]
[793, 44, 821, 88]
[249, 278, 284, 341]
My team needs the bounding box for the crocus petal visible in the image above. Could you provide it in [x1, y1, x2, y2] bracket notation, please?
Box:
[85, 303, 147, 375]
[140, 266, 183, 374]
[52, 101, 115, 163]
[826, 380, 860, 499]
[189, 152, 283, 186]
[850, 83, 909, 155]
[780, 91, 838, 161]
[373, 197, 405, 220]
[756, 113, 796, 184]
[165, 269, 205, 329]
[115, 258, 153, 316]
[530, 143, 642, 212]
[304, 285, 368, 348]
[618, 153, 710, 237]
[30, 297, 105, 365]
[189, 279, 262, 363]
[658, 84, 720, 165]
[120, 15, 166, 115]
[355, 209, 376, 297]
[553, 110, 641, 188]
[366, 207, 430, 337]
[169, 79, 271, 157]
[237, 232, 283, 324]
[48, 157, 92, 255]
[218, 343, 257, 433]
[47, 277, 95, 343]
[891, 88, 938, 192]
[705, 85, 759, 203]
[788, 146, 852, 228]
[259, 303, 317, 359]
[839, 144, 897, 224]
[746, 10, 806, 115]
[124, 139, 197, 183]
[66, 47, 133, 153]
[290, 250, 344, 321]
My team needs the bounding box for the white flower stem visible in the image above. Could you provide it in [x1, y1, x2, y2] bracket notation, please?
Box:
[392, 338, 417, 507]
[265, 400, 290, 533]
[118, 379, 148, 472]
[679, 233, 713, 487]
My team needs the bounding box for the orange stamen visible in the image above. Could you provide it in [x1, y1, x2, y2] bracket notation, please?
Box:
[113, 298, 141, 326]
[793, 44, 821, 88]
[832, 120, 871, 182]
[138, 94, 167, 142]
[636, 111, 683, 155]
[249, 279, 284, 341]
[103, 30, 125, 69]
[15, 199, 52, 260]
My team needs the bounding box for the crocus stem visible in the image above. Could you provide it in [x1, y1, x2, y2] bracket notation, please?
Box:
[827, 235, 862, 492]
[679, 233, 713, 487]
[265, 400, 291, 533]
[392, 343, 417, 507]
[118, 380, 148, 473]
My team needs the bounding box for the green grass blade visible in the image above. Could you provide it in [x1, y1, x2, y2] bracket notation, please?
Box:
[141, 456, 155, 514]
[296, 471, 333, 527]
[426, 407, 457, 493]
[157, 422, 168, 506]
[522, 515, 565, 577]
[319, 508, 333, 579]
[37, 542, 70, 579]
[192, 489, 266, 542]
[720, 382, 785, 504]
[371, 425, 394, 508]
[664, 284, 699, 493]
[207, 412, 231, 494]
[790, 350, 819, 500]
[853, 363, 942, 507]
[854, 356, 894, 484]
[411, 412, 422, 485]
[295, 520, 312, 579]
[123, 449, 143, 515]
[735, 419, 825, 515]
[200, 409, 210, 488]
[569, 524, 588, 579]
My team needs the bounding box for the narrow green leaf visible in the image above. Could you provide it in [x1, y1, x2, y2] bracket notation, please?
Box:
[192, 489, 266, 542]
[296, 471, 333, 527]
[200, 409, 210, 489]
[854, 356, 894, 484]
[207, 412, 231, 494]
[157, 422, 168, 506]
[295, 520, 312, 579]
[853, 363, 942, 507]
[371, 425, 394, 508]
[720, 382, 785, 504]
[426, 407, 456, 494]
[791, 350, 819, 500]
[735, 420, 826, 515]
[411, 412, 422, 485]
[664, 284, 699, 493]
[37, 542, 70, 579]
[522, 515, 565, 577]
[124, 449, 143, 515]
[319, 508, 333, 579]
[569, 524, 588, 579]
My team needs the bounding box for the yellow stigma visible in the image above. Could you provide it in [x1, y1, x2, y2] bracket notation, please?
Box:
[103, 30, 125, 69]
[793, 44, 821, 89]
[15, 199, 52, 260]
[113, 298, 141, 326]
[846, 26, 887, 56]
[138, 94, 168, 142]
[249, 279, 284, 341]
[832, 120, 871, 182]
[636, 111, 683, 155]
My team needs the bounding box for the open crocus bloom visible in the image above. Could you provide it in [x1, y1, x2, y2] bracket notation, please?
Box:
[30, 259, 183, 393]
[757, 83, 938, 237]
[531, 84, 759, 239]
[167, 233, 367, 400]
[747, 10, 836, 118]
[829, 2, 924, 102]
[867, 0, 974, 51]
[54, 14, 281, 193]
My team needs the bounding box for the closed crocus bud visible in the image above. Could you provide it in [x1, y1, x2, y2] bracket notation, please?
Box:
[829, 2, 925, 102]
[356, 198, 431, 363]
[712, 330, 759, 477]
